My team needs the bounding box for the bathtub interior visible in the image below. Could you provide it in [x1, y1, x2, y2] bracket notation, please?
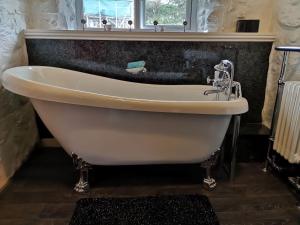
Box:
[9, 66, 229, 102]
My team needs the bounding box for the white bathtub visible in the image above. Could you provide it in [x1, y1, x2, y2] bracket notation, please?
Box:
[2, 66, 248, 166]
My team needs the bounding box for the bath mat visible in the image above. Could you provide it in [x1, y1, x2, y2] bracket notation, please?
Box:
[69, 195, 219, 225]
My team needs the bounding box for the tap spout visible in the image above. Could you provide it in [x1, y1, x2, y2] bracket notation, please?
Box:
[204, 89, 223, 95]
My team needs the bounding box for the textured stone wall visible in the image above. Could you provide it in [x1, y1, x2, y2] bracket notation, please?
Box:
[200, 0, 274, 33]
[57, 0, 77, 29]
[27, 0, 76, 30]
[262, 0, 300, 128]
[0, 0, 38, 190]
[222, 0, 274, 33]
[0, 0, 77, 190]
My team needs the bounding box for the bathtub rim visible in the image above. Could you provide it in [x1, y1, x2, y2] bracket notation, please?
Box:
[2, 66, 248, 115]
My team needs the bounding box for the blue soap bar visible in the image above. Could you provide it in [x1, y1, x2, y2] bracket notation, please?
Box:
[127, 61, 146, 69]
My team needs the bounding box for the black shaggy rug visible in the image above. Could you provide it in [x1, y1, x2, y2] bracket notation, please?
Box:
[69, 195, 219, 225]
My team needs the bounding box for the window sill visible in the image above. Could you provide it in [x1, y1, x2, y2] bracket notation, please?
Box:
[24, 29, 276, 42]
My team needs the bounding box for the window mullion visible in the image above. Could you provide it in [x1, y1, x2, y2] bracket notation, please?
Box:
[76, 0, 84, 29]
[190, 0, 198, 32]
[185, 0, 192, 30]
[134, 0, 141, 29]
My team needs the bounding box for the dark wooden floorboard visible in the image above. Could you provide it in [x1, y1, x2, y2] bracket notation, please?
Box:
[0, 148, 299, 225]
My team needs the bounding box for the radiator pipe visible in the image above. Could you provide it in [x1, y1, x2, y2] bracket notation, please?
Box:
[264, 49, 289, 171]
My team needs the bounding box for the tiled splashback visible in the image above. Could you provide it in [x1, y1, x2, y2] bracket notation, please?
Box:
[26, 39, 272, 126]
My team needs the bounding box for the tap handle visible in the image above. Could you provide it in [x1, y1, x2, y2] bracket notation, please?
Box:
[207, 76, 214, 84]
[207, 71, 221, 84]
[232, 81, 242, 98]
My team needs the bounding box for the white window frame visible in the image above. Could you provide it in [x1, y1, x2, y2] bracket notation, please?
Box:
[76, 0, 198, 32]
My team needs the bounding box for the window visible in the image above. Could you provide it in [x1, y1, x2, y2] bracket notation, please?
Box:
[142, 0, 191, 28]
[82, 0, 135, 29]
[77, 0, 224, 32]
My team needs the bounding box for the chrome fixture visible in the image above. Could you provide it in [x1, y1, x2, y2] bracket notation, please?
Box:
[71, 151, 220, 192]
[203, 89, 223, 95]
[229, 115, 241, 180]
[72, 153, 91, 193]
[80, 19, 87, 31]
[153, 20, 158, 32]
[205, 59, 238, 100]
[128, 20, 133, 32]
[183, 21, 188, 32]
[205, 60, 242, 181]
[201, 150, 220, 190]
[102, 19, 108, 31]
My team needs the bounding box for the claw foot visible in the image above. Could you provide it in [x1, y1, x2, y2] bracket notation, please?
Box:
[74, 180, 90, 193]
[203, 177, 217, 191]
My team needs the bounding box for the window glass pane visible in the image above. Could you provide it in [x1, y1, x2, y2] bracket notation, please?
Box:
[83, 0, 134, 28]
[144, 0, 187, 26]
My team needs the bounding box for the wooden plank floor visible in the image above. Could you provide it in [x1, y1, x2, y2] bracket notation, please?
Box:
[0, 148, 299, 225]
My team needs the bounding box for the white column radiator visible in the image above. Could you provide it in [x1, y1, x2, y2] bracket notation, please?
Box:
[274, 81, 300, 164]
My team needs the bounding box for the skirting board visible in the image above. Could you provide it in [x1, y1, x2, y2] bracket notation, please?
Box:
[39, 138, 61, 148]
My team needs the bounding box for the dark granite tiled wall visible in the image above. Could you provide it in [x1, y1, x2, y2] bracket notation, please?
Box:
[26, 39, 272, 137]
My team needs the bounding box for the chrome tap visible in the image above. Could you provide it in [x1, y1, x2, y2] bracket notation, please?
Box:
[204, 89, 224, 95]
[205, 60, 236, 100]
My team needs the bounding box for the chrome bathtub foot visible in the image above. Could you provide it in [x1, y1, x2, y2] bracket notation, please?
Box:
[72, 153, 91, 193]
[203, 168, 217, 191]
[201, 150, 220, 191]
